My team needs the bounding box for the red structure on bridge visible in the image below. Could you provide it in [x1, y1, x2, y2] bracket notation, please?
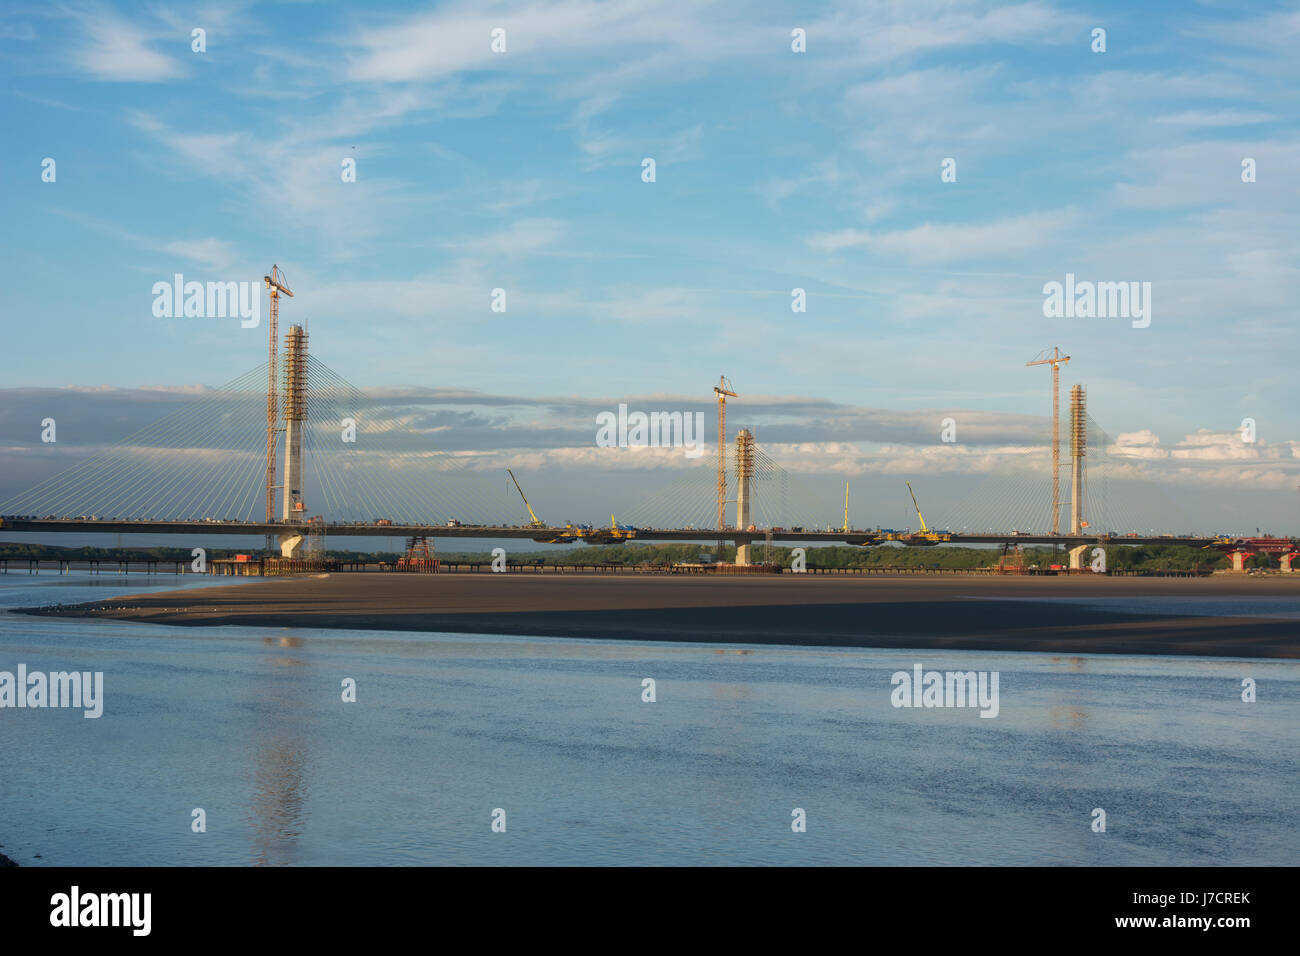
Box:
[1216, 537, 1300, 572]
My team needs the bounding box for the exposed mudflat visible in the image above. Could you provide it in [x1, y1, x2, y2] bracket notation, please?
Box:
[20, 571, 1300, 659]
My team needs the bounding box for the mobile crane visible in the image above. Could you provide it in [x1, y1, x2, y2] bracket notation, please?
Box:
[507, 469, 546, 529]
[901, 481, 951, 546]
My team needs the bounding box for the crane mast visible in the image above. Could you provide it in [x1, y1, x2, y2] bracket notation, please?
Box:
[906, 481, 930, 534]
[713, 376, 737, 530]
[1026, 346, 1070, 535]
[507, 469, 545, 528]
[263, 265, 293, 549]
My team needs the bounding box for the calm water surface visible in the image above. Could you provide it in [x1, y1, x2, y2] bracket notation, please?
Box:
[1, 572, 1296, 866]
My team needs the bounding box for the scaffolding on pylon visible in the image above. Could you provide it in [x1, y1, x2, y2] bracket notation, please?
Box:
[305, 515, 326, 559]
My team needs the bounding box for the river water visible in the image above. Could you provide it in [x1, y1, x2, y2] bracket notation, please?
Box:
[1, 572, 1296, 866]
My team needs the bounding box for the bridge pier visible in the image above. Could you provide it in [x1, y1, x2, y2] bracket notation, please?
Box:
[1226, 550, 1253, 572]
[1068, 544, 1089, 570]
[278, 531, 305, 558]
[1280, 552, 1298, 573]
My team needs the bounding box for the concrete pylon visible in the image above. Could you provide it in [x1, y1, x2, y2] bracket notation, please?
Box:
[1281, 552, 1298, 573]
[279, 325, 308, 557]
[1068, 544, 1089, 570]
[1069, 385, 1086, 535]
[734, 429, 753, 566]
[1227, 551, 1252, 572]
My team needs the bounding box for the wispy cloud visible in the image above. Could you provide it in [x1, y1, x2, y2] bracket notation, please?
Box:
[157, 238, 240, 271]
[70, 5, 183, 82]
[452, 218, 565, 256]
[806, 209, 1077, 263]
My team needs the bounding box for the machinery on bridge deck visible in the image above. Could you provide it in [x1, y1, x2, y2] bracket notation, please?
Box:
[507, 469, 547, 530]
[535, 515, 638, 545]
[890, 482, 952, 546]
[506, 469, 638, 544]
[838, 484, 953, 547]
[579, 516, 637, 545]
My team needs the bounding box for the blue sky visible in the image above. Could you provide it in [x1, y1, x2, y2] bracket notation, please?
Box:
[1, 1, 1297, 532]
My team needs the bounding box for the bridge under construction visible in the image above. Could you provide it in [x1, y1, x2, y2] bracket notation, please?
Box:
[2, 266, 1296, 573]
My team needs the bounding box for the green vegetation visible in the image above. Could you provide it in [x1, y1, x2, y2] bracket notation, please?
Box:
[416, 542, 1243, 571]
[0, 540, 1263, 571]
[0, 542, 210, 562]
[1104, 544, 1235, 570]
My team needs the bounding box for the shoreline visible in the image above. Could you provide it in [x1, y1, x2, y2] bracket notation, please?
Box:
[17, 571, 1300, 659]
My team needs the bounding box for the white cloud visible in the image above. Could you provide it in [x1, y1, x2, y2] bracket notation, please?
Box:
[452, 219, 566, 257]
[819, 1, 1083, 67]
[1112, 429, 1163, 455]
[806, 209, 1077, 263]
[343, 0, 761, 84]
[73, 8, 182, 82]
[1112, 139, 1300, 210]
[804, 229, 870, 254]
[1154, 110, 1276, 127]
[1109, 428, 1300, 467]
[157, 238, 240, 272]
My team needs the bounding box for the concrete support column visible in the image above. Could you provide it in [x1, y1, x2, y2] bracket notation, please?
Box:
[734, 429, 753, 566]
[1227, 551, 1252, 572]
[279, 325, 308, 558]
[278, 531, 304, 558]
[1069, 385, 1086, 535]
[1280, 552, 1297, 573]
[1068, 544, 1089, 570]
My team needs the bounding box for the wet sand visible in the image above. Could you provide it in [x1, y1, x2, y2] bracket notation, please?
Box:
[20, 571, 1300, 659]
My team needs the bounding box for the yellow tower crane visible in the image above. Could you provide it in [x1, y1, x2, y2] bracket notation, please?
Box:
[263, 265, 293, 535]
[1026, 347, 1070, 535]
[713, 376, 737, 530]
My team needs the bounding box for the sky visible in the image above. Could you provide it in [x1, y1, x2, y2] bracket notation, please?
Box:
[0, 0, 1297, 534]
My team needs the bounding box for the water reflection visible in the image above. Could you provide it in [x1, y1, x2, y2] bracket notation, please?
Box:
[265, 636, 304, 649]
[1047, 706, 1090, 732]
[248, 632, 312, 866]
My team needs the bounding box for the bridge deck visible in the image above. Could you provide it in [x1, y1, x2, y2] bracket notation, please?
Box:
[1, 517, 1278, 549]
